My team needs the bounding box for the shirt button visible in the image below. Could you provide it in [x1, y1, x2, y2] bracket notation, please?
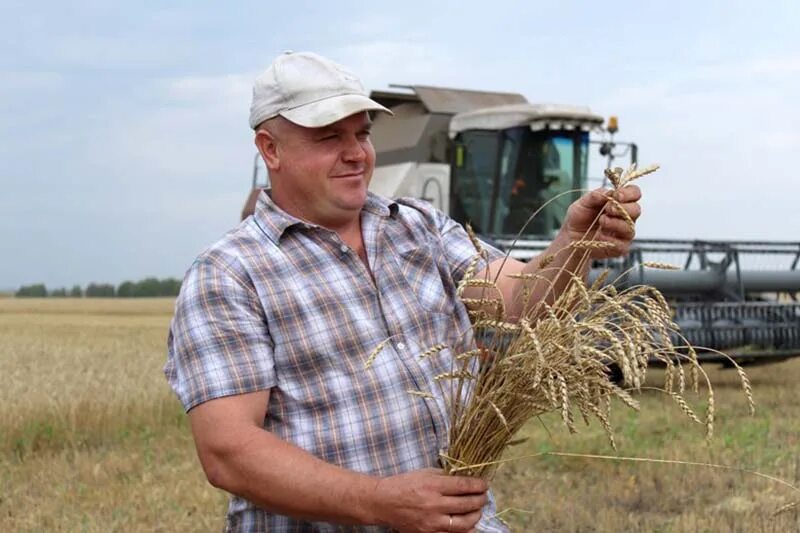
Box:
[340, 244, 349, 253]
[396, 342, 406, 350]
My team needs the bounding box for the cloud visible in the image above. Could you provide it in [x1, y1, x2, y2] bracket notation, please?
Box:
[761, 130, 800, 150]
[599, 52, 800, 140]
[50, 34, 193, 69]
[743, 55, 800, 77]
[680, 55, 800, 84]
[1, 3, 203, 71]
[590, 53, 800, 240]
[164, 72, 255, 107]
[329, 40, 461, 90]
[0, 71, 64, 93]
[73, 72, 257, 185]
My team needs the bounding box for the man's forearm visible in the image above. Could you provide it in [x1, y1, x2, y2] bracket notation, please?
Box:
[190, 391, 491, 531]
[521, 227, 591, 306]
[202, 425, 379, 525]
[488, 228, 591, 320]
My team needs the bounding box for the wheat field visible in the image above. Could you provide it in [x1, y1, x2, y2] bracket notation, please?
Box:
[1, 298, 798, 531]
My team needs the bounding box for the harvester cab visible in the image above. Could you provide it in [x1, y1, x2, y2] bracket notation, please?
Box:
[368, 86, 626, 239]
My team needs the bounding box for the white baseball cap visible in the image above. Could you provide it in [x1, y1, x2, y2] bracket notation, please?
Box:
[249, 51, 392, 130]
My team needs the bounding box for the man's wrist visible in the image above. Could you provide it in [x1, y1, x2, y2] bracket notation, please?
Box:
[350, 473, 384, 526]
[544, 227, 592, 277]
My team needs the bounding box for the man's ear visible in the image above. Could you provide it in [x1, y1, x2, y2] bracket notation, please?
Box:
[254, 128, 280, 171]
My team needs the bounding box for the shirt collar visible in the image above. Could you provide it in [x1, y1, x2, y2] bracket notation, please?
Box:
[252, 190, 398, 244]
[363, 191, 399, 218]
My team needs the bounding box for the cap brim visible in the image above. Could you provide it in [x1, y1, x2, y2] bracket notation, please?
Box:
[280, 94, 393, 128]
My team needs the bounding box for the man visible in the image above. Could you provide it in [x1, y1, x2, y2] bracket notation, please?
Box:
[165, 52, 641, 532]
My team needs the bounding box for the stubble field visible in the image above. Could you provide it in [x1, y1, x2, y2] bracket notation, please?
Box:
[1, 298, 798, 531]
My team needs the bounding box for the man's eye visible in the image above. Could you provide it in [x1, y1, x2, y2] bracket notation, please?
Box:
[319, 134, 337, 142]
[358, 131, 372, 139]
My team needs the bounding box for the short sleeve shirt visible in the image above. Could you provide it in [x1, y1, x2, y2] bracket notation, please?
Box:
[165, 191, 508, 532]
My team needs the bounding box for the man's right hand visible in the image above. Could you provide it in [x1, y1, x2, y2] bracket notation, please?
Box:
[368, 468, 489, 533]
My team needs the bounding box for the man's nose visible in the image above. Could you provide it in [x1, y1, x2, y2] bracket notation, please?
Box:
[341, 135, 367, 162]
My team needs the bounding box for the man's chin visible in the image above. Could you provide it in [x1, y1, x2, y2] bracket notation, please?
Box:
[333, 185, 368, 208]
[339, 195, 368, 212]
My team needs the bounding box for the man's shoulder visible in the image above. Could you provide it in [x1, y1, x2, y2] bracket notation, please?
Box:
[386, 196, 449, 232]
[389, 196, 465, 239]
[189, 220, 269, 277]
[393, 196, 440, 217]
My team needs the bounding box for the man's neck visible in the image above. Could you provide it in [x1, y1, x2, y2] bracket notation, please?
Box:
[269, 190, 363, 243]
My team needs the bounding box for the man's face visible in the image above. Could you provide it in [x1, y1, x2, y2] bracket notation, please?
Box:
[265, 112, 376, 227]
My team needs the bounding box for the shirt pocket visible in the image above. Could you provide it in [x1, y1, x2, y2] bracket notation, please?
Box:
[393, 238, 458, 318]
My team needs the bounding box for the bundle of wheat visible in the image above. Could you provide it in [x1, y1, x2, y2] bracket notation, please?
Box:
[432, 164, 753, 479]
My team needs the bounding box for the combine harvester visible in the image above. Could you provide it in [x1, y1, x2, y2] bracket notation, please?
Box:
[244, 85, 800, 366]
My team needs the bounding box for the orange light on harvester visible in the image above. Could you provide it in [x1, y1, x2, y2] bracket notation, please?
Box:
[607, 116, 619, 134]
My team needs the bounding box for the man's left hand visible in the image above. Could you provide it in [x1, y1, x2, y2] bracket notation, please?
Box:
[561, 184, 642, 259]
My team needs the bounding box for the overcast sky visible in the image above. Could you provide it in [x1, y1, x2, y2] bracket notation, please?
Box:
[1, 1, 798, 289]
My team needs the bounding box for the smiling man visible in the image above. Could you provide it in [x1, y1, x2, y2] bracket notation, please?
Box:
[165, 51, 642, 532]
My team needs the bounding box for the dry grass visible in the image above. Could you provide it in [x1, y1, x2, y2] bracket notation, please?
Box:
[492, 360, 800, 531]
[0, 298, 227, 531]
[1, 298, 178, 458]
[1, 298, 799, 531]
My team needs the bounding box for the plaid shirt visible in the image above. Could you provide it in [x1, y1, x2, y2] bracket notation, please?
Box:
[165, 191, 508, 532]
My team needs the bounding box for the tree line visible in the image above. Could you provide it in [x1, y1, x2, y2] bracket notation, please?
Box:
[15, 278, 182, 298]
